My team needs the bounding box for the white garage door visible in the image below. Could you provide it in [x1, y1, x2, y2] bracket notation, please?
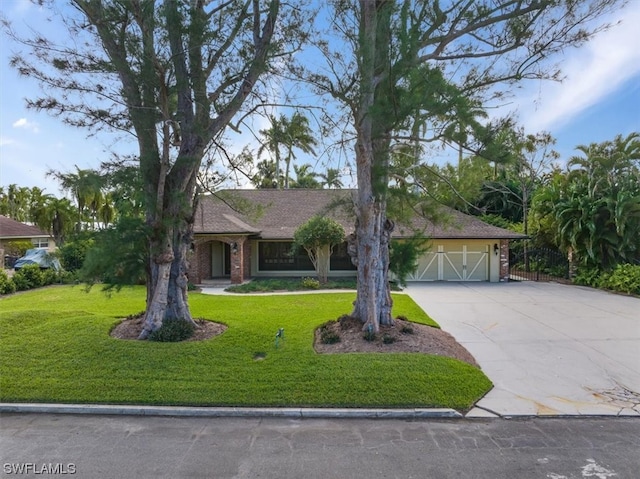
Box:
[407, 244, 489, 281]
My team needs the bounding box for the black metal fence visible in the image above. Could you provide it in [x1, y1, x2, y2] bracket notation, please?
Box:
[509, 244, 569, 282]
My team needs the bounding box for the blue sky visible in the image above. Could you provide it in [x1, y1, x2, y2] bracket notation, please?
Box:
[1, 0, 639, 195]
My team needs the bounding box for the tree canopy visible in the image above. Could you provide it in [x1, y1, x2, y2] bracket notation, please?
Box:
[5, 0, 306, 337]
[293, 215, 345, 283]
[532, 132, 640, 269]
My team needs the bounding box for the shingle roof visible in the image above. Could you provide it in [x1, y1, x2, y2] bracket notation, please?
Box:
[193, 189, 526, 240]
[0, 215, 49, 239]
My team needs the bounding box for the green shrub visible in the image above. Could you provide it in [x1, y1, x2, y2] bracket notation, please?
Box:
[382, 333, 396, 344]
[400, 324, 414, 335]
[601, 264, 640, 295]
[57, 270, 80, 284]
[573, 267, 603, 288]
[0, 270, 16, 295]
[42, 268, 60, 286]
[5, 240, 34, 257]
[12, 264, 45, 291]
[59, 238, 94, 272]
[363, 324, 376, 342]
[301, 277, 320, 289]
[319, 325, 341, 344]
[148, 319, 195, 342]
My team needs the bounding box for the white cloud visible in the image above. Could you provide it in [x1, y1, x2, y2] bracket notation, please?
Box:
[12, 118, 40, 133]
[516, 3, 640, 132]
[0, 136, 16, 147]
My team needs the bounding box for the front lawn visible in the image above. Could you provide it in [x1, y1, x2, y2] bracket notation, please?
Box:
[0, 286, 491, 410]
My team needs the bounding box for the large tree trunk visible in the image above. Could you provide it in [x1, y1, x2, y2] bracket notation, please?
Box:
[349, 0, 395, 333]
[138, 144, 200, 339]
[138, 218, 196, 340]
[350, 127, 394, 331]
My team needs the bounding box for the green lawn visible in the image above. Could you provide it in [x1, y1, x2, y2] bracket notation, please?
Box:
[0, 286, 491, 410]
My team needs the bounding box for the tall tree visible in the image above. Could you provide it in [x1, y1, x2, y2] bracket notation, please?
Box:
[258, 112, 317, 188]
[291, 163, 321, 188]
[478, 130, 559, 229]
[48, 167, 105, 232]
[251, 159, 279, 189]
[7, 0, 303, 337]
[319, 167, 344, 189]
[31, 196, 76, 246]
[258, 115, 286, 188]
[310, 0, 623, 332]
[280, 112, 318, 188]
[0, 185, 31, 222]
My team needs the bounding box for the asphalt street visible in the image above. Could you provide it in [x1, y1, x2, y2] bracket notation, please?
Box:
[1, 414, 638, 479]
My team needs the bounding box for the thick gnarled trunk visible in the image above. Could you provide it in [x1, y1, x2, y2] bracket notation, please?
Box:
[349, 197, 394, 332]
[349, 1, 394, 333]
[138, 218, 196, 339]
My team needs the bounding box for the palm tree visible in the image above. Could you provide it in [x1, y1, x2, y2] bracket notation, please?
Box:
[258, 115, 286, 189]
[319, 167, 344, 189]
[258, 112, 317, 189]
[541, 133, 640, 269]
[48, 167, 106, 232]
[32, 195, 76, 246]
[280, 112, 317, 189]
[291, 164, 321, 189]
[2, 184, 31, 222]
[98, 193, 116, 229]
[251, 160, 278, 189]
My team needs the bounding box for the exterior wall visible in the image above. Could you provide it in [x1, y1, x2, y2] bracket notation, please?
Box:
[249, 239, 357, 279]
[192, 235, 514, 284]
[190, 235, 250, 284]
[189, 240, 212, 284]
[0, 237, 56, 253]
[243, 240, 251, 280]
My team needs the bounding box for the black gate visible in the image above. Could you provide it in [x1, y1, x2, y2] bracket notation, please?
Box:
[509, 246, 569, 282]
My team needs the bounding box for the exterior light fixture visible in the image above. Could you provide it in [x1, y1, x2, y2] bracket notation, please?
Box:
[494, 243, 500, 256]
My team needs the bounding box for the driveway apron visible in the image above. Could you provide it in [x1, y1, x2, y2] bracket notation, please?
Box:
[405, 282, 640, 417]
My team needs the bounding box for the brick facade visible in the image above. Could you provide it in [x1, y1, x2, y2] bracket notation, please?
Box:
[499, 239, 509, 282]
[188, 235, 250, 285]
[188, 239, 212, 284]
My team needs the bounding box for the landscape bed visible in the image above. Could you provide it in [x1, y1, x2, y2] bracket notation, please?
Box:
[0, 286, 491, 411]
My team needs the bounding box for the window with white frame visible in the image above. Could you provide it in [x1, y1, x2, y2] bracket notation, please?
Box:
[32, 238, 49, 248]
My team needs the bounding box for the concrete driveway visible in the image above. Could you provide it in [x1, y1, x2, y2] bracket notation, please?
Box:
[405, 281, 640, 417]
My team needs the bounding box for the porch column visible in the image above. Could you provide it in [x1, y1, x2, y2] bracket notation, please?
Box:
[499, 239, 509, 282]
[188, 239, 212, 284]
[229, 237, 248, 284]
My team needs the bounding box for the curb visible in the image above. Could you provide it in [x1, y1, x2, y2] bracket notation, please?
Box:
[0, 403, 462, 419]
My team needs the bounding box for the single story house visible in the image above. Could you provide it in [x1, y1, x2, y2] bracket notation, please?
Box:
[0, 215, 55, 267]
[189, 189, 526, 284]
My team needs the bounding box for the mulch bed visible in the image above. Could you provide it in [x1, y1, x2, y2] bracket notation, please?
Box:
[314, 316, 479, 367]
[110, 315, 226, 341]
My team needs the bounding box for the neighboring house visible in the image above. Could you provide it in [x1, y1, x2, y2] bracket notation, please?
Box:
[0, 215, 55, 268]
[189, 189, 526, 285]
[0, 215, 55, 251]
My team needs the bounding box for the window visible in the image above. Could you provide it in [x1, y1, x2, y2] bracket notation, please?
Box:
[32, 238, 49, 249]
[258, 241, 314, 271]
[330, 242, 357, 271]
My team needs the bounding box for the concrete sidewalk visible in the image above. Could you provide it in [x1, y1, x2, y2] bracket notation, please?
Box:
[405, 281, 640, 418]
